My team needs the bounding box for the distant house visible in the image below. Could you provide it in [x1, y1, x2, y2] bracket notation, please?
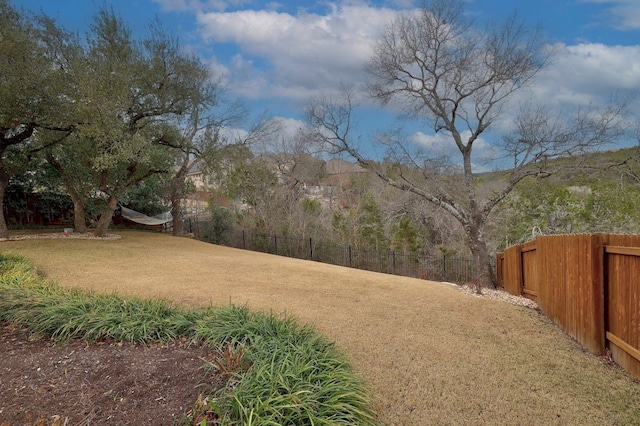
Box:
[183, 160, 212, 217]
[185, 160, 207, 189]
[182, 155, 370, 216]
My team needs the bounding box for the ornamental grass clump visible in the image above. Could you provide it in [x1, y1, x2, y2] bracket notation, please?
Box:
[0, 267, 195, 343]
[0, 254, 376, 425]
[193, 306, 376, 425]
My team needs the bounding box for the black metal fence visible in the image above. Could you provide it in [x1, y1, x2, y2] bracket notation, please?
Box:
[186, 220, 476, 283]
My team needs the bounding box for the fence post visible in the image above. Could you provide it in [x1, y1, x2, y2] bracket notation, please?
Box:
[591, 233, 605, 355]
[392, 251, 396, 275]
[502, 244, 523, 296]
[201, 225, 473, 284]
[442, 253, 446, 277]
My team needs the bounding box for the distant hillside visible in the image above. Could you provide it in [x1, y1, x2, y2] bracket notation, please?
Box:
[325, 158, 367, 175]
[484, 146, 640, 250]
[479, 146, 639, 185]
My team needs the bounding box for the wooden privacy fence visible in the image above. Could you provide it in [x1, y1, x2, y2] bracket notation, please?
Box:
[497, 234, 640, 380]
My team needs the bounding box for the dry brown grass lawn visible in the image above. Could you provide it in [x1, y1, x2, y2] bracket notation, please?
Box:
[2, 230, 639, 425]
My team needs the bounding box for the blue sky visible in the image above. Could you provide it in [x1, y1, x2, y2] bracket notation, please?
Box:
[15, 0, 640, 168]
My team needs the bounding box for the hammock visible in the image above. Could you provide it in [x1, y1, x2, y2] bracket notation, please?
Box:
[120, 205, 172, 226]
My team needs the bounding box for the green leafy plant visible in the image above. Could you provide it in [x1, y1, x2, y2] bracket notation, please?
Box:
[0, 253, 377, 426]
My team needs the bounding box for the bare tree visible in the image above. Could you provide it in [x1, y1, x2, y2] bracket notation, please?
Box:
[256, 126, 327, 190]
[306, 0, 630, 287]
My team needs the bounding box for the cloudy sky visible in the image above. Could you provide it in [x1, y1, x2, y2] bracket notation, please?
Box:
[16, 0, 640, 167]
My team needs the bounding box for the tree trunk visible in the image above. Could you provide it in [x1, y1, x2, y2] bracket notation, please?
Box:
[171, 194, 183, 236]
[94, 196, 118, 237]
[46, 156, 89, 233]
[468, 225, 495, 289]
[0, 172, 9, 239]
[72, 201, 88, 233]
[67, 189, 88, 233]
[171, 155, 190, 236]
[170, 172, 185, 236]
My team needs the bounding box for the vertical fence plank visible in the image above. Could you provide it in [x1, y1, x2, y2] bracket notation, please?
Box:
[604, 235, 640, 379]
[521, 241, 538, 303]
[502, 244, 523, 296]
[473, 233, 640, 378]
[574, 234, 605, 355]
[567, 234, 578, 345]
[496, 252, 504, 286]
[536, 236, 554, 323]
[507, 235, 607, 355]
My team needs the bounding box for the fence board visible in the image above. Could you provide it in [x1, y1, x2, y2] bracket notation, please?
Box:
[521, 242, 538, 302]
[502, 244, 523, 295]
[604, 234, 640, 380]
[503, 235, 605, 355]
[580, 234, 604, 352]
[496, 252, 505, 286]
[590, 234, 606, 354]
[605, 246, 640, 256]
[501, 233, 640, 379]
[535, 236, 566, 332]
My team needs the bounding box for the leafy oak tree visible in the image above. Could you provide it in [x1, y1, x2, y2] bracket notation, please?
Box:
[56, 9, 214, 237]
[46, 134, 96, 233]
[0, 1, 74, 238]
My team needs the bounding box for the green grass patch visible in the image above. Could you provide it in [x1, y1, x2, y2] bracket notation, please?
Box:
[0, 253, 376, 426]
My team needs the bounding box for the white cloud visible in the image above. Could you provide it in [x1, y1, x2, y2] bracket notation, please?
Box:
[483, 41, 640, 138]
[195, 4, 401, 100]
[192, 3, 640, 131]
[155, 0, 639, 153]
[578, 0, 640, 30]
[531, 43, 640, 108]
[205, 56, 232, 81]
[275, 116, 306, 138]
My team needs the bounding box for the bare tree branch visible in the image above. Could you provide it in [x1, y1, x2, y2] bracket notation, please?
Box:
[307, 0, 632, 288]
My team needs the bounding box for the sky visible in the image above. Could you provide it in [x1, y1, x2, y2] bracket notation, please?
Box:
[14, 0, 640, 169]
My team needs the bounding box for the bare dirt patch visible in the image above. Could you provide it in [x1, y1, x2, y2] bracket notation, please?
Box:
[0, 323, 214, 426]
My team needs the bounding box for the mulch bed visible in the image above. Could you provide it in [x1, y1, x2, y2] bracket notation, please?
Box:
[0, 231, 121, 241]
[0, 324, 218, 426]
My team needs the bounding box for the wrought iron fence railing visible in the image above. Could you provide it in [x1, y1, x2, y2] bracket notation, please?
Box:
[186, 220, 477, 283]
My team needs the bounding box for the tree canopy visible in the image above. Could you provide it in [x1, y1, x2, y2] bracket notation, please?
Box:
[0, 2, 240, 237]
[0, 0, 75, 238]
